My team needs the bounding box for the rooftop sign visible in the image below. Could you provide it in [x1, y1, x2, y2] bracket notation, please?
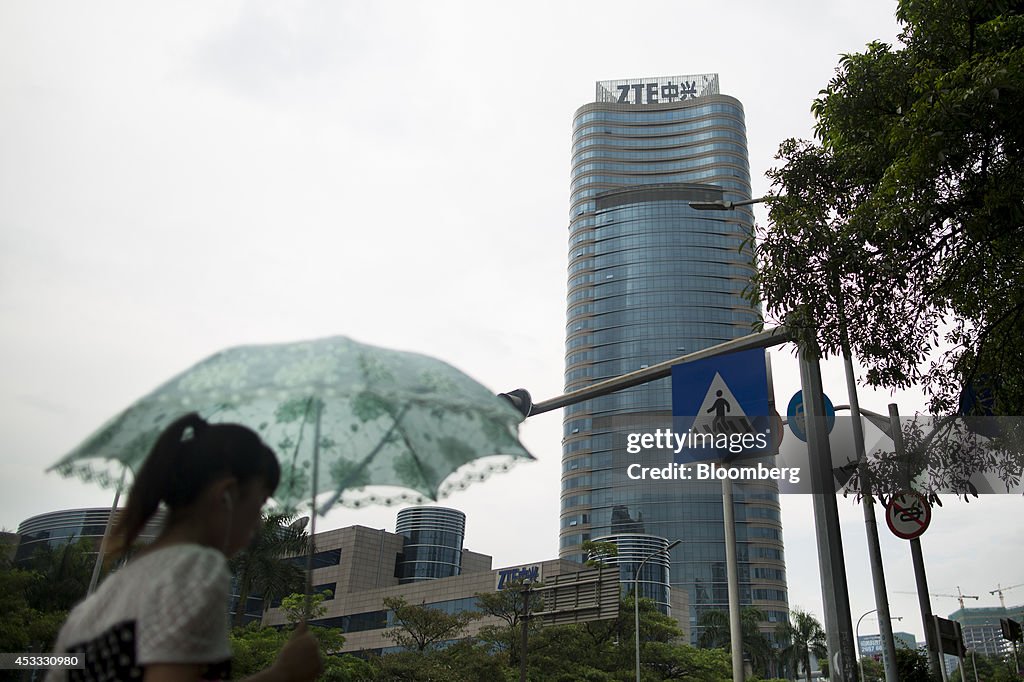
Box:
[596, 74, 719, 104]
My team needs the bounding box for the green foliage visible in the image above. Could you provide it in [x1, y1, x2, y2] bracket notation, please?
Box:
[949, 650, 1021, 681]
[859, 654, 885, 681]
[373, 640, 506, 682]
[281, 589, 332, 626]
[0, 565, 66, 656]
[382, 596, 478, 652]
[697, 607, 776, 677]
[892, 643, 932, 682]
[754, 0, 1024, 420]
[319, 654, 377, 682]
[776, 608, 827, 682]
[643, 641, 732, 681]
[24, 538, 94, 612]
[230, 622, 289, 676]
[0, 540, 95, 679]
[228, 510, 309, 626]
[229, 621, 348, 679]
[581, 540, 619, 568]
[475, 583, 543, 666]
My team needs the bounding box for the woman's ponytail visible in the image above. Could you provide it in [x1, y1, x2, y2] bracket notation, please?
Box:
[109, 413, 207, 557]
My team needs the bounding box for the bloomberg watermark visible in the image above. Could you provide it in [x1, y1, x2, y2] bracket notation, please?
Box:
[627, 461, 801, 484]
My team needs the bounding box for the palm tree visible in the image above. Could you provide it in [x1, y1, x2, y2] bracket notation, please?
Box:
[777, 608, 827, 682]
[697, 607, 776, 677]
[228, 511, 309, 627]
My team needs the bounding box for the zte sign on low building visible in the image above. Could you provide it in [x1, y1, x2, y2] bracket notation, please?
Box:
[495, 564, 543, 590]
[596, 74, 720, 104]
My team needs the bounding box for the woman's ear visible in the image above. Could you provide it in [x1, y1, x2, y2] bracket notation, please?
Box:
[210, 477, 239, 511]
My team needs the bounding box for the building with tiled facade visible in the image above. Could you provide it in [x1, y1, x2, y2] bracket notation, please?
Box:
[259, 522, 686, 655]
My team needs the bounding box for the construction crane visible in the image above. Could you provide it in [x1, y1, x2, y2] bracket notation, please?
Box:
[894, 586, 981, 610]
[990, 582, 1024, 609]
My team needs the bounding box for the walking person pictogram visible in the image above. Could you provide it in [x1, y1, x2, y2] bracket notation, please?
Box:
[707, 390, 731, 434]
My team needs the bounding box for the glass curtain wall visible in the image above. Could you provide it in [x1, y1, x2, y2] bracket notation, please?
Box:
[562, 89, 789, 642]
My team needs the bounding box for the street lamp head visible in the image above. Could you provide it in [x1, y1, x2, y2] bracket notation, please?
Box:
[666, 540, 681, 551]
[688, 196, 771, 211]
[688, 201, 732, 211]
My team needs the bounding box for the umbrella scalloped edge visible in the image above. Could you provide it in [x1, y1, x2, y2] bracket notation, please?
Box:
[311, 452, 531, 512]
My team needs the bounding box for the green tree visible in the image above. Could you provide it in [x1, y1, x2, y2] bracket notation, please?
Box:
[382, 595, 478, 652]
[475, 582, 543, 668]
[0, 566, 67, 663]
[697, 607, 776, 677]
[581, 539, 619, 568]
[753, 0, 1024, 419]
[372, 638, 504, 682]
[280, 589, 332, 626]
[229, 620, 350, 679]
[24, 538, 94, 612]
[229, 622, 290, 676]
[859, 654, 884, 682]
[228, 511, 309, 627]
[950, 650, 1020, 681]
[776, 608, 826, 682]
[643, 641, 732, 681]
[892, 643, 932, 682]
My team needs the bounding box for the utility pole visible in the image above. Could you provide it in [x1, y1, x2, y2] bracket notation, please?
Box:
[800, 340, 858, 681]
[889, 404, 943, 681]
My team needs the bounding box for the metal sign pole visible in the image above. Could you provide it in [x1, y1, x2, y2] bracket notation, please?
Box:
[722, 478, 744, 682]
[836, 284, 900, 682]
[799, 340, 857, 682]
[888, 404, 943, 681]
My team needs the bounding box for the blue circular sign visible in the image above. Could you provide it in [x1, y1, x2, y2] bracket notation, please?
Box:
[786, 390, 836, 442]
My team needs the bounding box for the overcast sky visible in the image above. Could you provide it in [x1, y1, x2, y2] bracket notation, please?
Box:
[2, 1, 1020, 645]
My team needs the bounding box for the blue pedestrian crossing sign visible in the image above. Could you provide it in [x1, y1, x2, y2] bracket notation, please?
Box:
[671, 348, 772, 464]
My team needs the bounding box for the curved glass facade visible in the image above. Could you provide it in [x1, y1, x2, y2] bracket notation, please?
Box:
[592, 534, 674, 614]
[562, 87, 788, 643]
[15, 507, 166, 565]
[395, 506, 466, 583]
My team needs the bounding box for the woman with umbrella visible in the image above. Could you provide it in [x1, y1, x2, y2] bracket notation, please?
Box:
[46, 413, 324, 682]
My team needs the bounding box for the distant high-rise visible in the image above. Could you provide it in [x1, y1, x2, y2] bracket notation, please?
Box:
[561, 74, 789, 641]
[395, 506, 466, 583]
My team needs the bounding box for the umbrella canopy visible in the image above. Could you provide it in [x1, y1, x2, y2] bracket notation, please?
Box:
[50, 336, 534, 514]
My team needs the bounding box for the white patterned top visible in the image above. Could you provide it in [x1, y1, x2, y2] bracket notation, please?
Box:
[47, 544, 232, 681]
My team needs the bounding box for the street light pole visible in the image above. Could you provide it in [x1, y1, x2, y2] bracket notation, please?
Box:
[635, 540, 681, 682]
[722, 478, 745, 682]
[520, 578, 532, 682]
[691, 195, 899, 682]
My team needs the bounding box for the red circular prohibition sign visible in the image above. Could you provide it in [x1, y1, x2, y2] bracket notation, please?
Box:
[885, 490, 932, 540]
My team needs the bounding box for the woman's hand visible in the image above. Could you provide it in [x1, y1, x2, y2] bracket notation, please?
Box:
[270, 623, 324, 682]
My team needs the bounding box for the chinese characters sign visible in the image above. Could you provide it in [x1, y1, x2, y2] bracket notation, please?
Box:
[596, 74, 720, 104]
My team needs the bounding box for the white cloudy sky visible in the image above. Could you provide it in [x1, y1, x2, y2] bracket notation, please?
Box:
[2, 1, 1020, 644]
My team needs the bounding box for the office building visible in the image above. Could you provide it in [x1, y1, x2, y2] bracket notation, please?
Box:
[562, 74, 788, 642]
[591, 534, 674, 613]
[14, 507, 165, 566]
[259, 511, 677, 654]
[858, 631, 917, 657]
[949, 604, 1024, 657]
[395, 506, 466, 583]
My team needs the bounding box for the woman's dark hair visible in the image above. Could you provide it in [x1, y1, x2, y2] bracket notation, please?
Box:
[111, 413, 280, 554]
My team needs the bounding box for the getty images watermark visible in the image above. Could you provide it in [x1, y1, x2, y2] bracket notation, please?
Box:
[624, 427, 802, 484]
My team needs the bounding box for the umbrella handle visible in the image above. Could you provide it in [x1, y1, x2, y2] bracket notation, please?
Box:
[303, 399, 322, 623]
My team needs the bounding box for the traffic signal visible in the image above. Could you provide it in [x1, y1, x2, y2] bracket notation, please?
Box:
[1001, 617, 1022, 643]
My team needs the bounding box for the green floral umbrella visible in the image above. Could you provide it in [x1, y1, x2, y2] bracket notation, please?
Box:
[49, 336, 535, 514]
